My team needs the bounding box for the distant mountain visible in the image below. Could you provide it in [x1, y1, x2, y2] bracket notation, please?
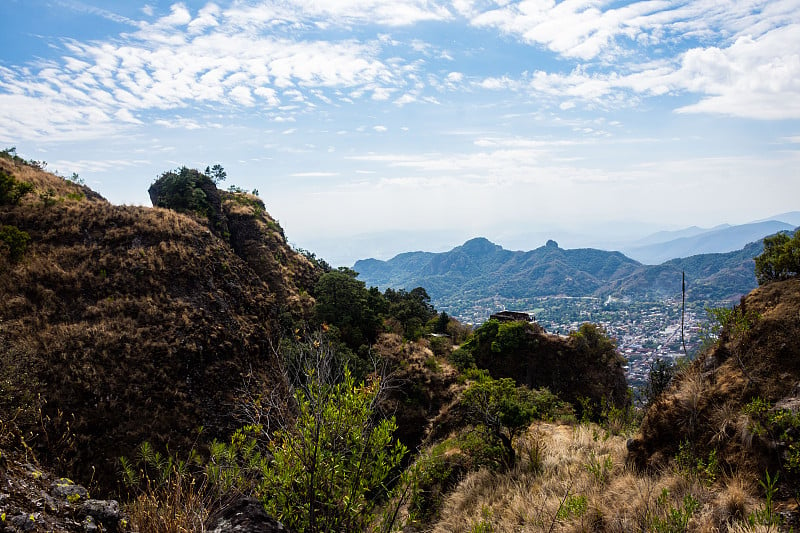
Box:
[754, 211, 800, 226]
[621, 220, 793, 264]
[355, 237, 642, 302]
[626, 224, 728, 247]
[354, 237, 764, 314]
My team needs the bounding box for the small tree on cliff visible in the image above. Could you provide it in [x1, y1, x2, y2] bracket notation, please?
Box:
[755, 231, 800, 285]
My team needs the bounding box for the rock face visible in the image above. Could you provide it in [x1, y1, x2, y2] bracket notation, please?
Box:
[207, 498, 293, 533]
[0, 158, 319, 492]
[628, 278, 800, 489]
[0, 442, 123, 532]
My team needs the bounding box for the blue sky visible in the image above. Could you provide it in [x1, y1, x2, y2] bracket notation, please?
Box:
[1, 0, 798, 265]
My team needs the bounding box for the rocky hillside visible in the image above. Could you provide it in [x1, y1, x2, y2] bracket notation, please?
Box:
[0, 157, 321, 492]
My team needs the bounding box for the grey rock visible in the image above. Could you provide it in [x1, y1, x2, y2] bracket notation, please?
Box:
[83, 515, 98, 532]
[51, 478, 88, 501]
[208, 497, 293, 533]
[80, 499, 120, 531]
[9, 513, 37, 531]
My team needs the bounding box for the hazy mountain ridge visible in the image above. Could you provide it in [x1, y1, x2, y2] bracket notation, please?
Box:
[622, 220, 795, 264]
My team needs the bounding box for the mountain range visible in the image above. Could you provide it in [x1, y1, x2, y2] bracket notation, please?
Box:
[353, 235, 770, 315]
[620, 220, 796, 264]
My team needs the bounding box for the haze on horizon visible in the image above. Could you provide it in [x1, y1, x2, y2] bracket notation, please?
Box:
[1, 0, 798, 266]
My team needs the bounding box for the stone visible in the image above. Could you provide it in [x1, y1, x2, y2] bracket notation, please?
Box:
[207, 497, 293, 533]
[80, 499, 120, 531]
[51, 478, 88, 501]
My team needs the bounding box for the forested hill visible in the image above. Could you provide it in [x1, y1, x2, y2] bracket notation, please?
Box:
[354, 237, 762, 311]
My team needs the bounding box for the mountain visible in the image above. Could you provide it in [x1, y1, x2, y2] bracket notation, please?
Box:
[355, 237, 642, 302]
[622, 220, 794, 264]
[0, 156, 321, 491]
[354, 237, 763, 315]
[625, 224, 728, 247]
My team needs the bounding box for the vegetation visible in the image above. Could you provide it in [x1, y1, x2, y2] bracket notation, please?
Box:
[0, 168, 33, 205]
[0, 224, 30, 262]
[755, 230, 800, 284]
[462, 371, 565, 467]
[148, 166, 215, 217]
[2, 153, 800, 533]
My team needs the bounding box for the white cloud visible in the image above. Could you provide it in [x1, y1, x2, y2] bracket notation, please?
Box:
[373, 125, 388, 132]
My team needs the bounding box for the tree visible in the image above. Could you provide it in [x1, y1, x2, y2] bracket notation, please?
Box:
[461, 372, 558, 467]
[642, 357, 675, 407]
[383, 287, 436, 340]
[314, 268, 382, 351]
[148, 167, 214, 216]
[755, 231, 800, 285]
[231, 333, 406, 532]
[204, 164, 227, 184]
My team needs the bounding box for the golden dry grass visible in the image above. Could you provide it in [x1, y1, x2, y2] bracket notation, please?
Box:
[422, 422, 771, 533]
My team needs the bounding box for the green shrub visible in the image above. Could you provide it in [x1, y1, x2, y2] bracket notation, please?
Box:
[0, 169, 33, 205]
[755, 231, 800, 285]
[0, 225, 31, 262]
[149, 167, 214, 217]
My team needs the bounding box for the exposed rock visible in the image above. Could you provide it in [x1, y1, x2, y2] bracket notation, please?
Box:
[80, 499, 120, 531]
[51, 479, 88, 501]
[207, 497, 293, 533]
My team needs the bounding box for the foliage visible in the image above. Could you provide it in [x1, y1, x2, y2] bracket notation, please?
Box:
[383, 286, 437, 340]
[149, 167, 214, 217]
[584, 452, 613, 484]
[569, 323, 619, 364]
[675, 440, 719, 486]
[295, 247, 333, 273]
[407, 427, 505, 523]
[649, 490, 700, 533]
[461, 371, 564, 466]
[259, 366, 406, 532]
[449, 346, 476, 370]
[0, 168, 33, 206]
[748, 471, 781, 527]
[744, 397, 800, 474]
[556, 494, 588, 520]
[314, 268, 383, 352]
[755, 231, 800, 285]
[119, 442, 215, 533]
[699, 305, 760, 348]
[0, 225, 31, 262]
[204, 164, 227, 184]
[642, 357, 676, 406]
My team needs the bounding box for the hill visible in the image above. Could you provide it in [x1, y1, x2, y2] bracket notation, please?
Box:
[629, 276, 800, 507]
[0, 156, 321, 491]
[354, 237, 762, 318]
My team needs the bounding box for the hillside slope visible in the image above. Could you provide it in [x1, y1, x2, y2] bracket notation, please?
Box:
[0, 157, 319, 491]
[628, 277, 800, 492]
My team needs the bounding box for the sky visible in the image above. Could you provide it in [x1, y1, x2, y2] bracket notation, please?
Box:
[1, 0, 799, 265]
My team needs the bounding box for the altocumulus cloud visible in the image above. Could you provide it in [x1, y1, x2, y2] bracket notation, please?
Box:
[1, 0, 798, 146]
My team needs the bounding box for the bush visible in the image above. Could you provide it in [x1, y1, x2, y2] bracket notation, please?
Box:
[148, 167, 214, 217]
[755, 231, 800, 285]
[0, 225, 31, 262]
[0, 169, 33, 206]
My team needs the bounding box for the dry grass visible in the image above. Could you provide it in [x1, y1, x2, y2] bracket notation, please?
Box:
[125, 476, 217, 533]
[422, 422, 769, 533]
